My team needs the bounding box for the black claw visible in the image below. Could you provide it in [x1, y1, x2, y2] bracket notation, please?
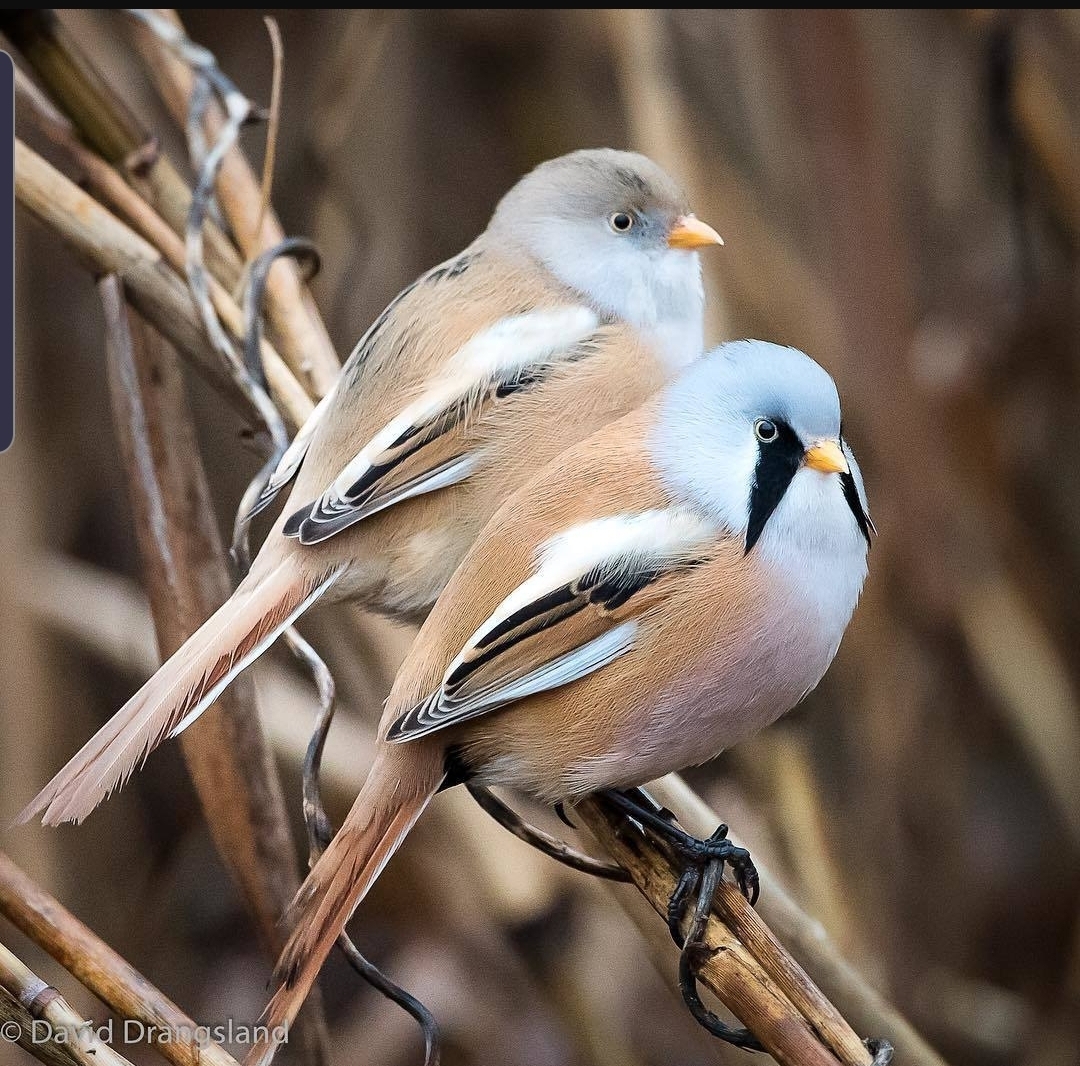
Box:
[554, 801, 577, 829]
[676, 858, 764, 1051]
[601, 789, 760, 907]
[728, 846, 759, 906]
[667, 865, 699, 948]
[675, 836, 758, 907]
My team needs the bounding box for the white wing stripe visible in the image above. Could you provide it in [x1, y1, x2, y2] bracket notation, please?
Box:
[448, 306, 599, 378]
[390, 622, 638, 742]
[326, 306, 599, 505]
[328, 452, 482, 527]
[461, 508, 716, 664]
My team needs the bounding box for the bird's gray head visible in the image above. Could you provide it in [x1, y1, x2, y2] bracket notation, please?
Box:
[653, 340, 873, 565]
[488, 149, 722, 365]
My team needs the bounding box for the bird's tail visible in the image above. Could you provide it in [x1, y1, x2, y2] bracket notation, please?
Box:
[17, 558, 343, 827]
[246, 747, 445, 1066]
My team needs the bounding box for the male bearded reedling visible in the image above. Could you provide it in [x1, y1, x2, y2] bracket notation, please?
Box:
[18, 148, 723, 828]
[245, 340, 874, 1061]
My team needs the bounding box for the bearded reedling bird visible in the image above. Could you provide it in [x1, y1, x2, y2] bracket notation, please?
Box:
[245, 340, 874, 1060]
[18, 149, 723, 829]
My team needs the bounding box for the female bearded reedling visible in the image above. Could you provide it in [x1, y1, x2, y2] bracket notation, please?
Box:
[19, 148, 722, 828]
[246, 340, 874, 1061]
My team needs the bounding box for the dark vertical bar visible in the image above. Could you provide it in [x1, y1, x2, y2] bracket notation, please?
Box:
[0, 50, 11, 451]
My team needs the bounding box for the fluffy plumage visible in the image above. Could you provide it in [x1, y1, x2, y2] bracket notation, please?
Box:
[248, 342, 872, 1061]
[20, 148, 716, 827]
[489, 149, 706, 365]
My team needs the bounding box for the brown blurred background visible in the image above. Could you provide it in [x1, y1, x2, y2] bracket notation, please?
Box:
[3, 9, 1080, 1066]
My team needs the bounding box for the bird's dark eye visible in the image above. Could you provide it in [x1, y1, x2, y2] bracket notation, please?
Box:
[754, 418, 778, 443]
[609, 212, 634, 233]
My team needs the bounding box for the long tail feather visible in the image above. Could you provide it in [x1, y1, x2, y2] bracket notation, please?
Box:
[245, 750, 444, 1066]
[18, 559, 343, 827]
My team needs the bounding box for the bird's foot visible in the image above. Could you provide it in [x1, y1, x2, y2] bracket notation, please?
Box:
[675, 851, 764, 1050]
[670, 823, 760, 924]
[600, 789, 763, 1050]
[600, 789, 760, 930]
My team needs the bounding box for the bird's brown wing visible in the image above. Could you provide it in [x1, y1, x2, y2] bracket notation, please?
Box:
[281, 295, 605, 545]
[386, 509, 715, 742]
[246, 247, 480, 521]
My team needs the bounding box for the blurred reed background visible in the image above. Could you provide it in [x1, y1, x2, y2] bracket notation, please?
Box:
[2, 9, 1079, 1066]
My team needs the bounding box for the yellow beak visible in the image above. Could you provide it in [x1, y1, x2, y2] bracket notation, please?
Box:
[804, 439, 849, 475]
[667, 215, 724, 250]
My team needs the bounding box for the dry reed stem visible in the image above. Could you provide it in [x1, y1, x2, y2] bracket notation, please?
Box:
[0, 938, 134, 1066]
[133, 9, 340, 397]
[0, 851, 240, 1066]
[647, 776, 950, 1066]
[14, 75, 313, 429]
[15, 140, 253, 420]
[0, 992, 72, 1066]
[0, 9, 243, 287]
[577, 798, 866, 1066]
[98, 276, 328, 1066]
[123, 11, 294, 479]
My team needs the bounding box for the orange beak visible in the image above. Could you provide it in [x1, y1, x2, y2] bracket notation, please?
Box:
[667, 215, 724, 250]
[804, 439, 850, 475]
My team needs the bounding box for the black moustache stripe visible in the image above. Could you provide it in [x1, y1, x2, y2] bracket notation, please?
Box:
[745, 420, 803, 555]
[840, 468, 873, 548]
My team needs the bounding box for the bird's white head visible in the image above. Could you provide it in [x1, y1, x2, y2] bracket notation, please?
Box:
[488, 148, 722, 367]
[652, 340, 873, 581]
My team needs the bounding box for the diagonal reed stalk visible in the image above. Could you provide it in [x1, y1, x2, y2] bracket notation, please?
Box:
[0, 849, 240, 1066]
[128, 9, 340, 398]
[0, 939, 135, 1066]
